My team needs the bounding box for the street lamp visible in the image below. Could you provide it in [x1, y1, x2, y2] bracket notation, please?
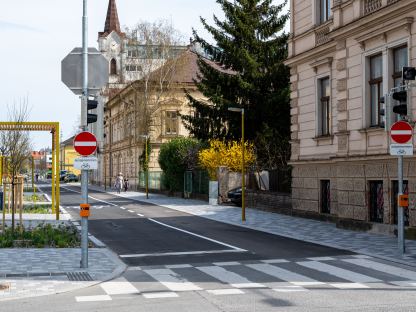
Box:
[139, 135, 149, 199]
[228, 107, 246, 222]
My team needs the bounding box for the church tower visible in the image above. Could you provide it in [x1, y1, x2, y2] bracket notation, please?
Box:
[98, 0, 126, 85]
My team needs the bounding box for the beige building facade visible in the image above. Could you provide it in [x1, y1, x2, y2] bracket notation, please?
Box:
[286, 0, 416, 228]
[103, 50, 205, 190]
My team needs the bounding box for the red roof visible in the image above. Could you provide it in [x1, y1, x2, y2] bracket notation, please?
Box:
[98, 0, 126, 38]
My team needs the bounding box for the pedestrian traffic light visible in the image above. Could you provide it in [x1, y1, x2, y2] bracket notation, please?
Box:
[402, 67, 416, 81]
[392, 90, 407, 116]
[87, 99, 98, 124]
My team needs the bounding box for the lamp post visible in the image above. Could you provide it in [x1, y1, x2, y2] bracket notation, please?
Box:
[228, 107, 245, 222]
[139, 135, 149, 199]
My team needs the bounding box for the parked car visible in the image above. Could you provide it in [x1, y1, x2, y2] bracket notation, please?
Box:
[227, 187, 242, 206]
[64, 174, 79, 183]
[60, 170, 68, 181]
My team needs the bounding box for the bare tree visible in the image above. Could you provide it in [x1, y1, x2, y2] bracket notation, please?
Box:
[1, 101, 32, 233]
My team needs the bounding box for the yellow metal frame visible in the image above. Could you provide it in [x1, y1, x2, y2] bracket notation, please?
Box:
[0, 122, 60, 220]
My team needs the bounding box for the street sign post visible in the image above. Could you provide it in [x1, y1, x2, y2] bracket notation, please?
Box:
[390, 120, 414, 255]
[73, 131, 97, 156]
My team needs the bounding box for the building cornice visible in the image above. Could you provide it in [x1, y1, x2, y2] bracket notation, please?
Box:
[285, 42, 337, 66]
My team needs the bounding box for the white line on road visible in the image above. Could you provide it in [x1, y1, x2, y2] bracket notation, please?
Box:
[147, 218, 246, 252]
[137, 213, 144, 217]
[128, 210, 135, 213]
[75, 295, 112, 302]
[207, 289, 244, 295]
[120, 249, 244, 258]
[100, 277, 140, 295]
[196, 266, 265, 289]
[144, 268, 202, 292]
[120, 207, 126, 210]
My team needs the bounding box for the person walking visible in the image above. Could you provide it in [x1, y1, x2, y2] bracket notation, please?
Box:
[114, 173, 123, 194]
[124, 178, 129, 192]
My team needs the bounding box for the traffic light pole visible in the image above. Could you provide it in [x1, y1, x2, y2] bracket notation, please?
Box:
[398, 151, 405, 254]
[80, 0, 89, 269]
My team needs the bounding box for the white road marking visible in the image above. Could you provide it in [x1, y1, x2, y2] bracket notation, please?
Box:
[213, 261, 241, 266]
[165, 264, 193, 269]
[75, 295, 112, 302]
[137, 213, 144, 217]
[196, 266, 265, 289]
[307, 257, 335, 261]
[390, 281, 416, 287]
[297, 261, 381, 283]
[128, 210, 135, 213]
[120, 207, 126, 210]
[261, 259, 289, 264]
[142, 292, 178, 299]
[330, 283, 369, 289]
[120, 249, 244, 258]
[207, 289, 244, 295]
[273, 286, 308, 292]
[61, 186, 118, 207]
[247, 263, 323, 287]
[343, 258, 416, 280]
[147, 218, 246, 252]
[144, 268, 202, 292]
[100, 277, 140, 295]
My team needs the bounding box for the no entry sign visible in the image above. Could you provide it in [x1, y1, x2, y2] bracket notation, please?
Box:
[390, 121, 413, 144]
[74, 131, 97, 156]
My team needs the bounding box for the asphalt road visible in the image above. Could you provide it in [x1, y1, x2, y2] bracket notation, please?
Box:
[43, 183, 352, 266]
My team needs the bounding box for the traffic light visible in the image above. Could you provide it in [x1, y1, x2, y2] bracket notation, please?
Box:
[87, 99, 98, 124]
[402, 67, 416, 81]
[392, 90, 407, 116]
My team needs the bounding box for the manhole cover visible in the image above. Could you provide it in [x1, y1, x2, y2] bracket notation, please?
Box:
[0, 284, 10, 291]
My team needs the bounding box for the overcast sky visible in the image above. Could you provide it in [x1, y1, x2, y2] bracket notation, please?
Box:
[0, 0, 287, 149]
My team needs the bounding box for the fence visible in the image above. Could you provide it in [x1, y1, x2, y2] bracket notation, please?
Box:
[268, 167, 292, 193]
[138, 171, 165, 190]
[184, 170, 209, 197]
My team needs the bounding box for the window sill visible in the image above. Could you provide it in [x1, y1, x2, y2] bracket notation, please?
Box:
[314, 134, 333, 141]
[359, 126, 385, 134]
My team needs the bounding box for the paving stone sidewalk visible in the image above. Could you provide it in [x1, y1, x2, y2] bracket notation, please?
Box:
[91, 185, 416, 267]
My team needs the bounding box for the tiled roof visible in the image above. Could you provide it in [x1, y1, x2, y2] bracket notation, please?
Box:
[98, 0, 126, 38]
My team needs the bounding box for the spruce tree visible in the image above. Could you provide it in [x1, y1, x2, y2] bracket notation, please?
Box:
[182, 0, 290, 158]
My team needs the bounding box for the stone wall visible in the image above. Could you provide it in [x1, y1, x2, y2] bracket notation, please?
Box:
[247, 191, 292, 214]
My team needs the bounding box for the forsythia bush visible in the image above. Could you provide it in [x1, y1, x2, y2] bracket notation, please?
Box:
[199, 140, 255, 180]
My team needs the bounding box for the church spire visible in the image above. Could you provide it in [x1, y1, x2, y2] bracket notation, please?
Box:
[99, 0, 125, 38]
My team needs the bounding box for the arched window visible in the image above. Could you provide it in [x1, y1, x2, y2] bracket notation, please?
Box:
[110, 59, 117, 75]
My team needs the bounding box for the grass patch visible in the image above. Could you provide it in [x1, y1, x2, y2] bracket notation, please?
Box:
[23, 204, 52, 214]
[23, 194, 44, 202]
[0, 223, 80, 248]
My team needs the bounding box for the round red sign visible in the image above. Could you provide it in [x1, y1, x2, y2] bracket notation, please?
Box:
[73, 131, 97, 156]
[390, 121, 413, 144]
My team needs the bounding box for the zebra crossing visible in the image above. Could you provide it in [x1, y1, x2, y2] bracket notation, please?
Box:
[75, 254, 416, 302]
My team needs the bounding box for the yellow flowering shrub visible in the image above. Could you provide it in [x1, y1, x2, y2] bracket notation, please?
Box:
[199, 139, 255, 180]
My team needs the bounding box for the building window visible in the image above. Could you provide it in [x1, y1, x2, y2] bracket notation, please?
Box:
[110, 59, 117, 75]
[319, 0, 331, 23]
[369, 54, 383, 127]
[392, 180, 409, 226]
[165, 111, 178, 135]
[126, 65, 142, 72]
[369, 181, 384, 223]
[318, 77, 330, 136]
[320, 180, 330, 214]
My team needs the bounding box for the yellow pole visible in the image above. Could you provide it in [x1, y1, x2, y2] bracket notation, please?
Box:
[241, 109, 246, 222]
[146, 137, 149, 199]
[55, 124, 60, 220]
[32, 156, 36, 197]
[0, 156, 2, 187]
[19, 177, 23, 233]
[51, 131, 56, 215]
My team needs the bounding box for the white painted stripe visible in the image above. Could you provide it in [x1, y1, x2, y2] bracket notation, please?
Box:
[343, 258, 416, 280]
[165, 264, 193, 269]
[144, 268, 202, 292]
[307, 257, 335, 261]
[207, 289, 244, 295]
[74, 142, 97, 146]
[100, 277, 140, 295]
[213, 261, 241, 266]
[147, 218, 246, 252]
[61, 186, 118, 207]
[120, 249, 243, 258]
[273, 286, 308, 292]
[75, 295, 112, 302]
[352, 255, 373, 259]
[247, 263, 324, 286]
[297, 261, 380, 283]
[261, 259, 289, 264]
[390, 281, 416, 287]
[137, 213, 144, 217]
[196, 266, 265, 289]
[120, 207, 126, 210]
[127, 266, 142, 271]
[128, 210, 135, 213]
[391, 130, 412, 135]
[330, 283, 369, 289]
[142, 292, 178, 299]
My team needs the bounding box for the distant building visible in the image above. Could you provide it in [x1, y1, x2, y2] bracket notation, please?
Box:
[60, 136, 81, 176]
[286, 0, 416, 227]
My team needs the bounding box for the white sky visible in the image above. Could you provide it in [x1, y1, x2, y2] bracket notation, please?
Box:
[0, 0, 287, 149]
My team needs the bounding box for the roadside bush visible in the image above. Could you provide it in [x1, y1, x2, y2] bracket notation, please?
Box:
[158, 138, 203, 192]
[0, 223, 80, 248]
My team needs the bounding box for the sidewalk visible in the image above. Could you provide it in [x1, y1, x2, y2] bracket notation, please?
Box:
[0, 185, 126, 301]
[90, 185, 416, 267]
